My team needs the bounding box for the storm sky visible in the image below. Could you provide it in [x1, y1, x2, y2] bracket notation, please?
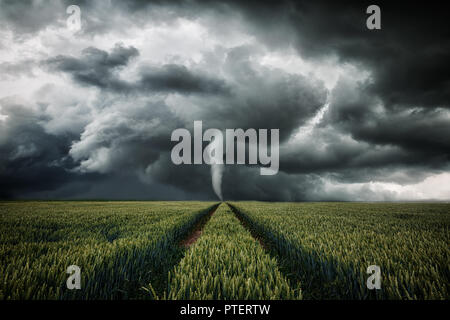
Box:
[1, 0, 449, 201]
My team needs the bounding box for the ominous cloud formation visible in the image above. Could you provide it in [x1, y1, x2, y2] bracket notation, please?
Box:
[46, 44, 139, 91]
[0, 0, 449, 201]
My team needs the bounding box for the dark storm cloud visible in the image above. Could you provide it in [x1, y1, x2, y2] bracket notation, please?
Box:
[1, 0, 449, 200]
[221, 165, 323, 202]
[46, 44, 139, 91]
[45, 42, 327, 140]
[281, 137, 446, 185]
[50, 42, 327, 195]
[67, 99, 184, 174]
[72, 1, 449, 118]
[139, 64, 229, 95]
[0, 97, 188, 199]
[46, 45, 229, 95]
[6, 0, 448, 109]
[278, 99, 449, 185]
[316, 77, 450, 175]
[145, 153, 218, 199]
[349, 108, 450, 157]
[187, 45, 328, 141]
[220, 0, 450, 109]
[139, 0, 449, 110]
[0, 100, 96, 198]
[23, 172, 194, 200]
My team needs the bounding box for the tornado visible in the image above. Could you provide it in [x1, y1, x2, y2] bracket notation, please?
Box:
[211, 163, 224, 201]
[207, 136, 224, 201]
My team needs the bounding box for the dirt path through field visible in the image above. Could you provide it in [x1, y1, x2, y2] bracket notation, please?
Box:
[179, 203, 221, 248]
[227, 203, 270, 250]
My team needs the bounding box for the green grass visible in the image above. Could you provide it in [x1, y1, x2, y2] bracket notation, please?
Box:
[0, 201, 216, 299]
[0, 201, 448, 300]
[166, 204, 299, 299]
[229, 202, 450, 299]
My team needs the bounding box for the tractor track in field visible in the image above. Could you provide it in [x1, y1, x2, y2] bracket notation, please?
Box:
[179, 203, 220, 248]
[227, 203, 270, 251]
[226, 202, 305, 296]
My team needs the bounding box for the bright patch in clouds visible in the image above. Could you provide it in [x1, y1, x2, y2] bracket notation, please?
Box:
[259, 49, 370, 91]
[323, 173, 450, 201]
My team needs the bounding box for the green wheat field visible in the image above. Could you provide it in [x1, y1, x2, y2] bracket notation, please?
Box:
[0, 201, 448, 300]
